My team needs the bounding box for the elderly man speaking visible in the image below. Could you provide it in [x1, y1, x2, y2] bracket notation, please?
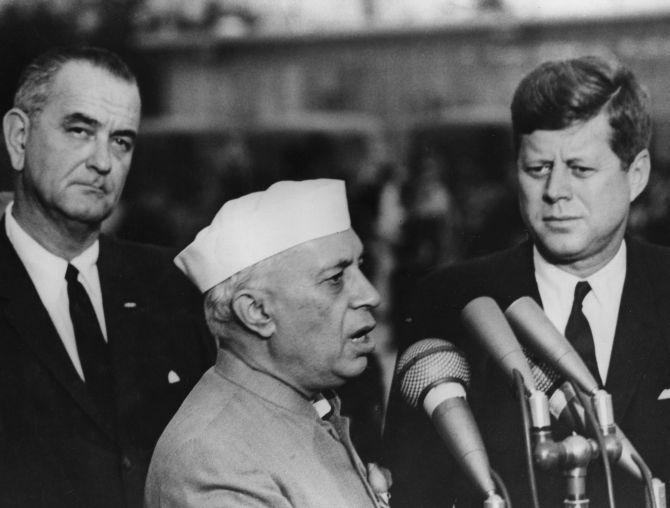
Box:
[145, 179, 390, 508]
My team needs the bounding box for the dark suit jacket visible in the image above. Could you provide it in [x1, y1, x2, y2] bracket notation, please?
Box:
[384, 237, 670, 508]
[0, 222, 216, 508]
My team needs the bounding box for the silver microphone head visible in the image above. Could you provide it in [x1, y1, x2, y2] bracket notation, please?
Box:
[395, 338, 470, 409]
[526, 350, 562, 396]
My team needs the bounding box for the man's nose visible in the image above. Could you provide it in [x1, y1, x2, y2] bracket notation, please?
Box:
[353, 270, 381, 310]
[86, 138, 112, 174]
[543, 164, 572, 203]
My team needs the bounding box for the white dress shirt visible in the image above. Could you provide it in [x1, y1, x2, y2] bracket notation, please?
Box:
[533, 241, 626, 384]
[5, 202, 108, 381]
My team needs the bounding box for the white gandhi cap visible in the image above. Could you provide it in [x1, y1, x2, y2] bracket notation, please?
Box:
[174, 179, 351, 292]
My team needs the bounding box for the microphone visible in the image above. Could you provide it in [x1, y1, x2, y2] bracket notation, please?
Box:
[505, 296, 600, 395]
[395, 338, 499, 499]
[506, 297, 644, 480]
[526, 351, 584, 432]
[526, 352, 643, 480]
[461, 296, 536, 393]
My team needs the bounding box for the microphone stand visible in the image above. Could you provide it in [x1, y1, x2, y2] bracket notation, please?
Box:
[504, 296, 666, 507]
[563, 466, 590, 508]
[528, 390, 600, 508]
[533, 385, 667, 508]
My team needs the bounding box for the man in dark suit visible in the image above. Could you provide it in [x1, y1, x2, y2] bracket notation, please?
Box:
[384, 56, 670, 507]
[0, 46, 215, 507]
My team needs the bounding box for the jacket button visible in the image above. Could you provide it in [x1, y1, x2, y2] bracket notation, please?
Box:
[122, 456, 132, 470]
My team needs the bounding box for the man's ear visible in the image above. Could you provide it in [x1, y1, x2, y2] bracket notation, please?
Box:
[3, 108, 30, 171]
[627, 148, 650, 202]
[231, 289, 275, 339]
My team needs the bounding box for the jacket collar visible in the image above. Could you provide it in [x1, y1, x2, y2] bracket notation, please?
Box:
[214, 348, 333, 421]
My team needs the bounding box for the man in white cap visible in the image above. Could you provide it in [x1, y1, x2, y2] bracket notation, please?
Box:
[145, 179, 390, 508]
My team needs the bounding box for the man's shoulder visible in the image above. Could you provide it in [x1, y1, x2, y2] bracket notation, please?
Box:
[627, 236, 670, 287]
[98, 235, 208, 316]
[99, 235, 189, 284]
[400, 241, 533, 345]
[152, 370, 264, 466]
[417, 241, 530, 294]
[100, 235, 176, 264]
[629, 236, 670, 260]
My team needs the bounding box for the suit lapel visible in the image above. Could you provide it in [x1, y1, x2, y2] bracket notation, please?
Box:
[97, 237, 132, 346]
[605, 240, 661, 421]
[0, 218, 116, 441]
[97, 237, 146, 399]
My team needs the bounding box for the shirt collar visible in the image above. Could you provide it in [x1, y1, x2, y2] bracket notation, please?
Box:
[533, 240, 627, 305]
[5, 201, 100, 283]
[312, 394, 334, 419]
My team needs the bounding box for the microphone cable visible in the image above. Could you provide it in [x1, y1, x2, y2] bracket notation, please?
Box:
[575, 387, 616, 508]
[514, 369, 540, 508]
[490, 467, 512, 508]
[631, 452, 658, 508]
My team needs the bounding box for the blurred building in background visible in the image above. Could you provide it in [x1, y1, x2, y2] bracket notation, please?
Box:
[3, 0, 670, 463]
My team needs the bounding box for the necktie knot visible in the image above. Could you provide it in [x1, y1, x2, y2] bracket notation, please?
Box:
[65, 263, 79, 284]
[573, 280, 591, 307]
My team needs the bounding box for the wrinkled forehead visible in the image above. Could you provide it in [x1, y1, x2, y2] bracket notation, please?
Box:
[265, 229, 361, 279]
[295, 229, 362, 264]
[46, 61, 141, 127]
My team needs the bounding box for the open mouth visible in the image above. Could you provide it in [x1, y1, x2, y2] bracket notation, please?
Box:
[350, 325, 375, 343]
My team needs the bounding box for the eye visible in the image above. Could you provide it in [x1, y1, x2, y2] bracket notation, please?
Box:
[67, 126, 93, 139]
[328, 271, 344, 285]
[112, 136, 134, 154]
[523, 162, 552, 177]
[570, 165, 595, 177]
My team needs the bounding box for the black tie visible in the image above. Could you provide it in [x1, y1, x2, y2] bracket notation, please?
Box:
[565, 281, 602, 387]
[65, 264, 116, 418]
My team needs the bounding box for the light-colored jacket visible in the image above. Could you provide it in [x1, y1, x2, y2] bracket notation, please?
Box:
[145, 349, 385, 507]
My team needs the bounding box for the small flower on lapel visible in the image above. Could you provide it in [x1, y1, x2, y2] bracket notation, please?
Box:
[167, 370, 181, 384]
[123, 301, 137, 308]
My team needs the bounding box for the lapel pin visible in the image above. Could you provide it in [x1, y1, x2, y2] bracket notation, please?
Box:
[168, 370, 181, 384]
[123, 302, 137, 308]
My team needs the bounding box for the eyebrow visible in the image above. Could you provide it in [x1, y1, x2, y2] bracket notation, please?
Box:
[321, 258, 351, 274]
[565, 157, 592, 165]
[63, 112, 137, 141]
[63, 112, 100, 128]
[319, 250, 366, 275]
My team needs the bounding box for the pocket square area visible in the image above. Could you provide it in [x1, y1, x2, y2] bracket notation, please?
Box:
[167, 370, 181, 384]
[658, 388, 670, 400]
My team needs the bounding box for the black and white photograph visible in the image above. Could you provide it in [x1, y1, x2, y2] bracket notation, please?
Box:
[1, 1, 670, 507]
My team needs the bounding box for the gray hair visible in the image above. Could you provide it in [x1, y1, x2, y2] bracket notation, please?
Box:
[203, 257, 277, 341]
[14, 46, 137, 119]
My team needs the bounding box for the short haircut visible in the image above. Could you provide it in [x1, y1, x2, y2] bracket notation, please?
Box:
[203, 247, 297, 343]
[203, 267, 255, 343]
[13, 46, 138, 119]
[203, 253, 281, 342]
[511, 55, 651, 166]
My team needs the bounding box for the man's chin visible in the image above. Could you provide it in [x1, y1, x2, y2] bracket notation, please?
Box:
[62, 201, 114, 225]
[341, 357, 370, 380]
[534, 233, 587, 263]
